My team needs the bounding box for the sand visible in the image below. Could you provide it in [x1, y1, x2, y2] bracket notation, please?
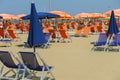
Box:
[0, 31, 120, 80]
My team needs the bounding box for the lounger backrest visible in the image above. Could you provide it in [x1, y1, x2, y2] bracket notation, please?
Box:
[0, 51, 17, 68]
[44, 33, 50, 42]
[98, 33, 108, 42]
[49, 29, 56, 39]
[19, 52, 41, 70]
[7, 30, 17, 39]
[115, 34, 120, 42]
[59, 29, 68, 39]
[0, 30, 4, 38]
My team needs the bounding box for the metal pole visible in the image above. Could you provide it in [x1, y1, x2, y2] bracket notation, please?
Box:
[32, 0, 35, 3]
[48, 0, 51, 11]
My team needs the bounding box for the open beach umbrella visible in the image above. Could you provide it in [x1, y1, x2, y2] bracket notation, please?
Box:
[104, 9, 120, 17]
[21, 12, 60, 19]
[0, 14, 19, 20]
[107, 10, 119, 35]
[74, 13, 91, 18]
[50, 10, 72, 18]
[16, 14, 26, 19]
[90, 13, 106, 18]
[27, 2, 47, 52]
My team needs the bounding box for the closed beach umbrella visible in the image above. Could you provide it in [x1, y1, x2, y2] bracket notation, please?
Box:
[27, 2, 47, 52]
[108, 10, 119, 35]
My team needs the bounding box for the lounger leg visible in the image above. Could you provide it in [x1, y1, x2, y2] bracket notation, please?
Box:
[40, 67, 45, 80]
[3, 69, 15, 76]
[0, 65, 4, 76]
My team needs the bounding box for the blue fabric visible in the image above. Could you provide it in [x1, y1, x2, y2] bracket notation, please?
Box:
[109, 34, 120, 46]
[21, 12, 60, 19]
[94, 33, 108, 46]
[27, 3, 47, 47]
[44, 33, 51, 42]
[0, 16, 2, 19]
[19, 51, 53, 71]
[0, 51, 24, 69]
[108, 10, 119, 34]
[0, 39, 12, 42]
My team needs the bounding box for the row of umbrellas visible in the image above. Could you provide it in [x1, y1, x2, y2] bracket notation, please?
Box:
[0, 14, 26, 20]
[75, 9, 120, 18]
[0, 9, 120, 20]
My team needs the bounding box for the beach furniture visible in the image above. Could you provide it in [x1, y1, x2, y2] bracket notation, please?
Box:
[74, 26, 82, 37]
[0, 51, 27, 80]
[0, 29, 12, 46]
[0, 29, 4, 38]
[108, 34, 120, 51]
[82, 26, 90, 37]
[18, 51, 55, 80]
[90, 27, 95, 34]
[91, 33, 109, 51]
[49, 29, 58, 42]
[7, 30, 17, 39]
[42, 33, 51, 48]
[59, 29, 72, 42]
[97, 25, 103, 33]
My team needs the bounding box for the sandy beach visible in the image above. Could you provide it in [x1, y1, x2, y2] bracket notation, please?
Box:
[0, 31, 120, 80]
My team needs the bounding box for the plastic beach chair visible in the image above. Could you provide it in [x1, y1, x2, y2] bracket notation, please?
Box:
[0, 50, 26, 80]
[18, 51, 55, 80]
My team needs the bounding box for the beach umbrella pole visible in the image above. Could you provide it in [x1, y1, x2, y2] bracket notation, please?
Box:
[33, 47, 36, 52]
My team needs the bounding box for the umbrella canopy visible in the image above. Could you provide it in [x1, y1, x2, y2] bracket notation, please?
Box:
[90, 13, 106, 18]
[74, 13, 91, 18]
[27, 2, 47, 48]
[21, 12, 60, 19]
[104, 9, 120, 17]
[0, 16, 2, 19]
[107, 10, 119, 34]
[16, 14, 26, 19]
[50, 10, 72, 18]
[0, 14, 19, 20]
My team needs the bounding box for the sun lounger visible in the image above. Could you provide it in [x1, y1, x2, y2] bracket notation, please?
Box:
[108, 34, 120, 51]
[18, 51, 55, 80]
[74, 27, 82, 37]
[0, 51, 26, 80]
[49, 29, 58, 42]
[59, 29, 72, 42]
[97, 25, 103, 33]
[82, 26, 90, 37]
[7, 30, 17, 39]
[91, 33, 109, 51]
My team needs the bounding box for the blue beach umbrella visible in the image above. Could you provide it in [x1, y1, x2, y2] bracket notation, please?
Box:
[27, 2, 47, 52]
[21, 12, 60, 19]
[107, 10, 119, 35]
[0, 16, 2, 19]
